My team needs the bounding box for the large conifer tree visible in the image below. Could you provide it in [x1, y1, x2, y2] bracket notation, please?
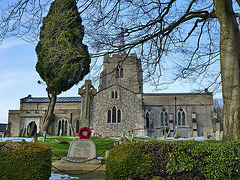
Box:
[36, 0, 90, 134]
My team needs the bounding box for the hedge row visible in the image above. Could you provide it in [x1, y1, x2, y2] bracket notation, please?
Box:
[106, 140, 240, 179]
[0, 142, 52, 180]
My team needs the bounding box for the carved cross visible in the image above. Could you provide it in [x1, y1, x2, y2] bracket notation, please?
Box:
[78, 80, 97, 128]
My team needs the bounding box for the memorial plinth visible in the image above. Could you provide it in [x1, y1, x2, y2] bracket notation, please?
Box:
[61, 139, 101, 164]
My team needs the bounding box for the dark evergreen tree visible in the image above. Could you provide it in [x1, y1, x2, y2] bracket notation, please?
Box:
[36, 0, 90, 134]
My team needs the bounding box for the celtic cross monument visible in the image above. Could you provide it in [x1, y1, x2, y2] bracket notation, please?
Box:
[78, 80, 97, 128]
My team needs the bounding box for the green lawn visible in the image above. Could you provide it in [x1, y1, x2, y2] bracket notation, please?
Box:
[42, 136, 118, 159]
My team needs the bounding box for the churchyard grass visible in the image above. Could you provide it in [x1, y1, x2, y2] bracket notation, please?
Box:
[42, 136, 118, 159]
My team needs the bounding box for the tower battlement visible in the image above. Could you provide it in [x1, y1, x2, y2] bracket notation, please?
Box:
[99, 53, 143, 93]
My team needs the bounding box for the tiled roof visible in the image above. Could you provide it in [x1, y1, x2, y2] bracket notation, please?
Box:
[0, 124, 7, 132]
[21, 95, 81, 103]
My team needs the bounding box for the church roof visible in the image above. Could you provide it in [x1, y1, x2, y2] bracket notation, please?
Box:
[21, 95, 81, 103]
[143, 92, 212, 95]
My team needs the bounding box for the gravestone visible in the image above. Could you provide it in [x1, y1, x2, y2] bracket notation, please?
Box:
[62, 139, 101, 164]
[216, 130, 221, 141]
[204, 131, 208, 139]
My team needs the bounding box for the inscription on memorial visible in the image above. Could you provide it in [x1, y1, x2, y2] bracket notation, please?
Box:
[67, 139, 97, 159]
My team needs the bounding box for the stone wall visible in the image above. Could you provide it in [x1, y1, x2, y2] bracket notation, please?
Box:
[91, 85, 145, 137]
[143, 93, 214, 137]
[8, 100, 82, 136]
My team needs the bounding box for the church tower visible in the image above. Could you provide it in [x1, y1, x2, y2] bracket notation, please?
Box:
[98, 53, 143, 94]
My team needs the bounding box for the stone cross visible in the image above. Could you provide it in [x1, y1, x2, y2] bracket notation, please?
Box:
[78, 80, 97, 128]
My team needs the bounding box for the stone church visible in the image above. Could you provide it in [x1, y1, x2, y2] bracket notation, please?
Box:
[8, 53, 215, 137]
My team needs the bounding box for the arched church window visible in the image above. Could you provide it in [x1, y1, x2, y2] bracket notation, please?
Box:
[115, 91, 118, 99]
[76, 120, 79, 133]
[182, 112, 186, 125]
[58, 121, 61, 136]
[112, 91, 114, 99]
[117, 109, 121, 123]
[160, 108, 168, 126]
[62, 120, 64, 134]
[107, 106, 122, 123]
[177, 108, 186, 126]
[146, 112, 150, 129]
[112, 106, 117, 123]
[65, 121, 68, 134]
[146, 109, 154, 129]
[107, 109, 111, 123]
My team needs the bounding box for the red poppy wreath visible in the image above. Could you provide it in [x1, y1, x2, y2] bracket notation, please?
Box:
[78, 127, 91, 139]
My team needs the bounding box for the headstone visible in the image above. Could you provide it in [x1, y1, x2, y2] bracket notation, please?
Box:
[216, 123, 221, 130]
[119, 137, 124, 145]
[43, 131, 47, 142]
[221, 131, 223, 139]
[216, 130, 221, 141]
[62, 139, 101, 164]
[129, 130, 134, 142]
[59, 129, 62, 136]
[188, 132, 192, 138]
[204, 131, 208, 139]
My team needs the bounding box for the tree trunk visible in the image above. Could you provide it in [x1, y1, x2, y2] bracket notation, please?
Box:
[40, 94, 57, 135]
[214, 0, 240, 140]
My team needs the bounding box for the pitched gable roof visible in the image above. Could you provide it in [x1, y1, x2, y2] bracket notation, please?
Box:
[21, 95, 81, 103]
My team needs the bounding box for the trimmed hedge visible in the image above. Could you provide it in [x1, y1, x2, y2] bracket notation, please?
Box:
[106, 140, 240, 179]
[106, 142, 153, 179]
[0, 142, 52, 180]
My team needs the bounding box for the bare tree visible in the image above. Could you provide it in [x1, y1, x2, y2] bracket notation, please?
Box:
[80, 0, 240, 140]
[1, 0, 240, 140]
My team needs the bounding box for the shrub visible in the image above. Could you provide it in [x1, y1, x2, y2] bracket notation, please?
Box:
[167, 141, 240, 179]
[106, 140, 240, 180]
[0, 142, 52, 180]
[106, 142, 153, 179]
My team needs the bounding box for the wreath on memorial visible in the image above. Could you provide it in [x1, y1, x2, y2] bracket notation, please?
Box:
[78, 127, 91, 139]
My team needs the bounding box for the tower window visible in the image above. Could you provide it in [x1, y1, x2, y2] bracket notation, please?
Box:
[111, 91, 118, 99]
[116, 69, 119, 78]
[116, 66, 123, 78]
[120, 68, 123, 78]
